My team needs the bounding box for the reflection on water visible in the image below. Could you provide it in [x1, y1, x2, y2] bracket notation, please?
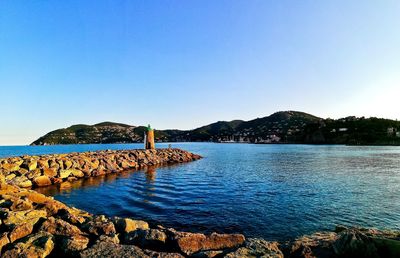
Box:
[37, 166, 160, 199]
[4, 143, 400, 241]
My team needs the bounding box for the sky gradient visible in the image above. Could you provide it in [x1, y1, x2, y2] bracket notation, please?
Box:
[1, 0, 400, 145]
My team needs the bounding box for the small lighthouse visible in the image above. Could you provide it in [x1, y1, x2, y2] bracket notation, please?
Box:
[144, 124, 155, 150]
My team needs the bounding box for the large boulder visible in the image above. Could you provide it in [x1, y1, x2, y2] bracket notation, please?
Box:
[39, 217, 84, 237]
[2, 232, 54, 258]
[82, 215, 116, 236]
[80, 240, 148, 258]
[43, 168, 57, 177]
[13, 176, 32, 188]
[3, 209, 47, 227]
[59, 169, 72, 179]
[33, 176, 52, 187]
[25, 191, 49, 204]
[225, 238, 283, 258]
[10, 198, 33, 211]
[333, 229, 379, 258]
[60, 234, 90, 254]
[124, 229, 167, 249]
[172, 231, 245, 255]
[9, 222, 34, 242]
[113, 217, 149, 234]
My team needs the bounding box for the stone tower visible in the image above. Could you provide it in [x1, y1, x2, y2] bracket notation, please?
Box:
[145, 124, 155, 150]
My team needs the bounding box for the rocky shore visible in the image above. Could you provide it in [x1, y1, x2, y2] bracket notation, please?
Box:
[0, 149, 399, 257]
[0, 148, 202, 188]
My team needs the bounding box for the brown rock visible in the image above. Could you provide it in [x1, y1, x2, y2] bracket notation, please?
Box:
[42, 199, 69, 215]
[0, 232, 10, 254]
[14, 176, 32, 188]
[2, 163, 20, 172]
[174, 232, 245, 255]
[43, 167, 57, 177]
[80, 241, 148, 258]
[26, 168, 42, 180]
[225, 238, 283, 258]
[10, 198, 33, 211]
[124, 229, 167, 249]
[37, 159, 49, 169]
[113, 217, 149, 234]
[9, 222, 34, 242]
[60, 234, 90, 253]
[25, 192, 49, 204]
[3, 209, 47, 227]
[82, 215, 116, 236]
[71, 169, 84, 178]
[39, 216, 84, 237]
[33, 175, 52, 187]
[2, 231, 54, 258]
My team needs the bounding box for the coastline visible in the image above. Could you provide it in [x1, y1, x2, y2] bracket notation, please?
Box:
[0, 149, 399, 257]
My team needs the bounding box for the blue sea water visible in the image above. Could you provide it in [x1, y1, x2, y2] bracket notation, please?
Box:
[1, 143, 400, 241]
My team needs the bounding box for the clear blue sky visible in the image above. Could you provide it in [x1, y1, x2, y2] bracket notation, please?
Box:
[1, 1, 399, 145]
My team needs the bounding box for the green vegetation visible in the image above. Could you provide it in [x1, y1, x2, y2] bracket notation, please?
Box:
[31, 111, 400, 145]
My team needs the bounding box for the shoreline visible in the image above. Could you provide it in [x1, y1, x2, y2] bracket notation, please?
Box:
[0, 149, 399, 257]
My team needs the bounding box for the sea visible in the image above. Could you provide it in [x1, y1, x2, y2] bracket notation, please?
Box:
[1, 143, 400, 241]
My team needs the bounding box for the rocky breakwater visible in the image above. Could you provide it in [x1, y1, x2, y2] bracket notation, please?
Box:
[0, 148, 202, 188]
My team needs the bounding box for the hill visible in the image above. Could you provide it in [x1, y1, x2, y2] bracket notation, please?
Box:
[31, 111, 400, 145]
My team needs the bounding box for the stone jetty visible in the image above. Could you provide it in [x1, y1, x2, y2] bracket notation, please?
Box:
[0, 148, 202, 188]
[0, 149, 399, 257]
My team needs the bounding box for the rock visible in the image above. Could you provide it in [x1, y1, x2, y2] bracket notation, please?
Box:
[25, 192, 49, 204]
[113, 217, 149, 234]
[59, 169, 72, 179]
[2, 163, 20, 172]
[71, 169, 84, 178]
[13, 176, 32, 188]
[60, 234, 90, 253]
[29, 161, 38, 171]
[0, 232, 10, 254]
[225, 238, 283, 258]
[124, 229, 167, 249]
[2, 232, 54, 258]
[192, 250, 224, 258]
[42, 199, 69, 215]
[9, 222, 34, 242]
[43, 168, 57, 177]
[5, 173, 16, 181]
[57, 208, 88, 225]
[37, 159, 49, 169]
[80, 240, 149, 258]
[287, 231, 338, 258]
[10, 198, 33, 211]
[39, 216, 84, 237]
[173, 232, 245, 255]
[82, 215, 116, 236]
[26, 169, 41, 180]
[333, 229, 379, 258]
[64, 160, 73, 169]
[97, 234, 120, 244]
[370, 237, 400, 258]
[33, 176, 52, 187]
[3, 209, 47, 227]
[144, 249, 185, 258]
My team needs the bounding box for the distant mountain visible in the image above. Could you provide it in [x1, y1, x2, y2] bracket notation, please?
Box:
[31, 111, 400, 145]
